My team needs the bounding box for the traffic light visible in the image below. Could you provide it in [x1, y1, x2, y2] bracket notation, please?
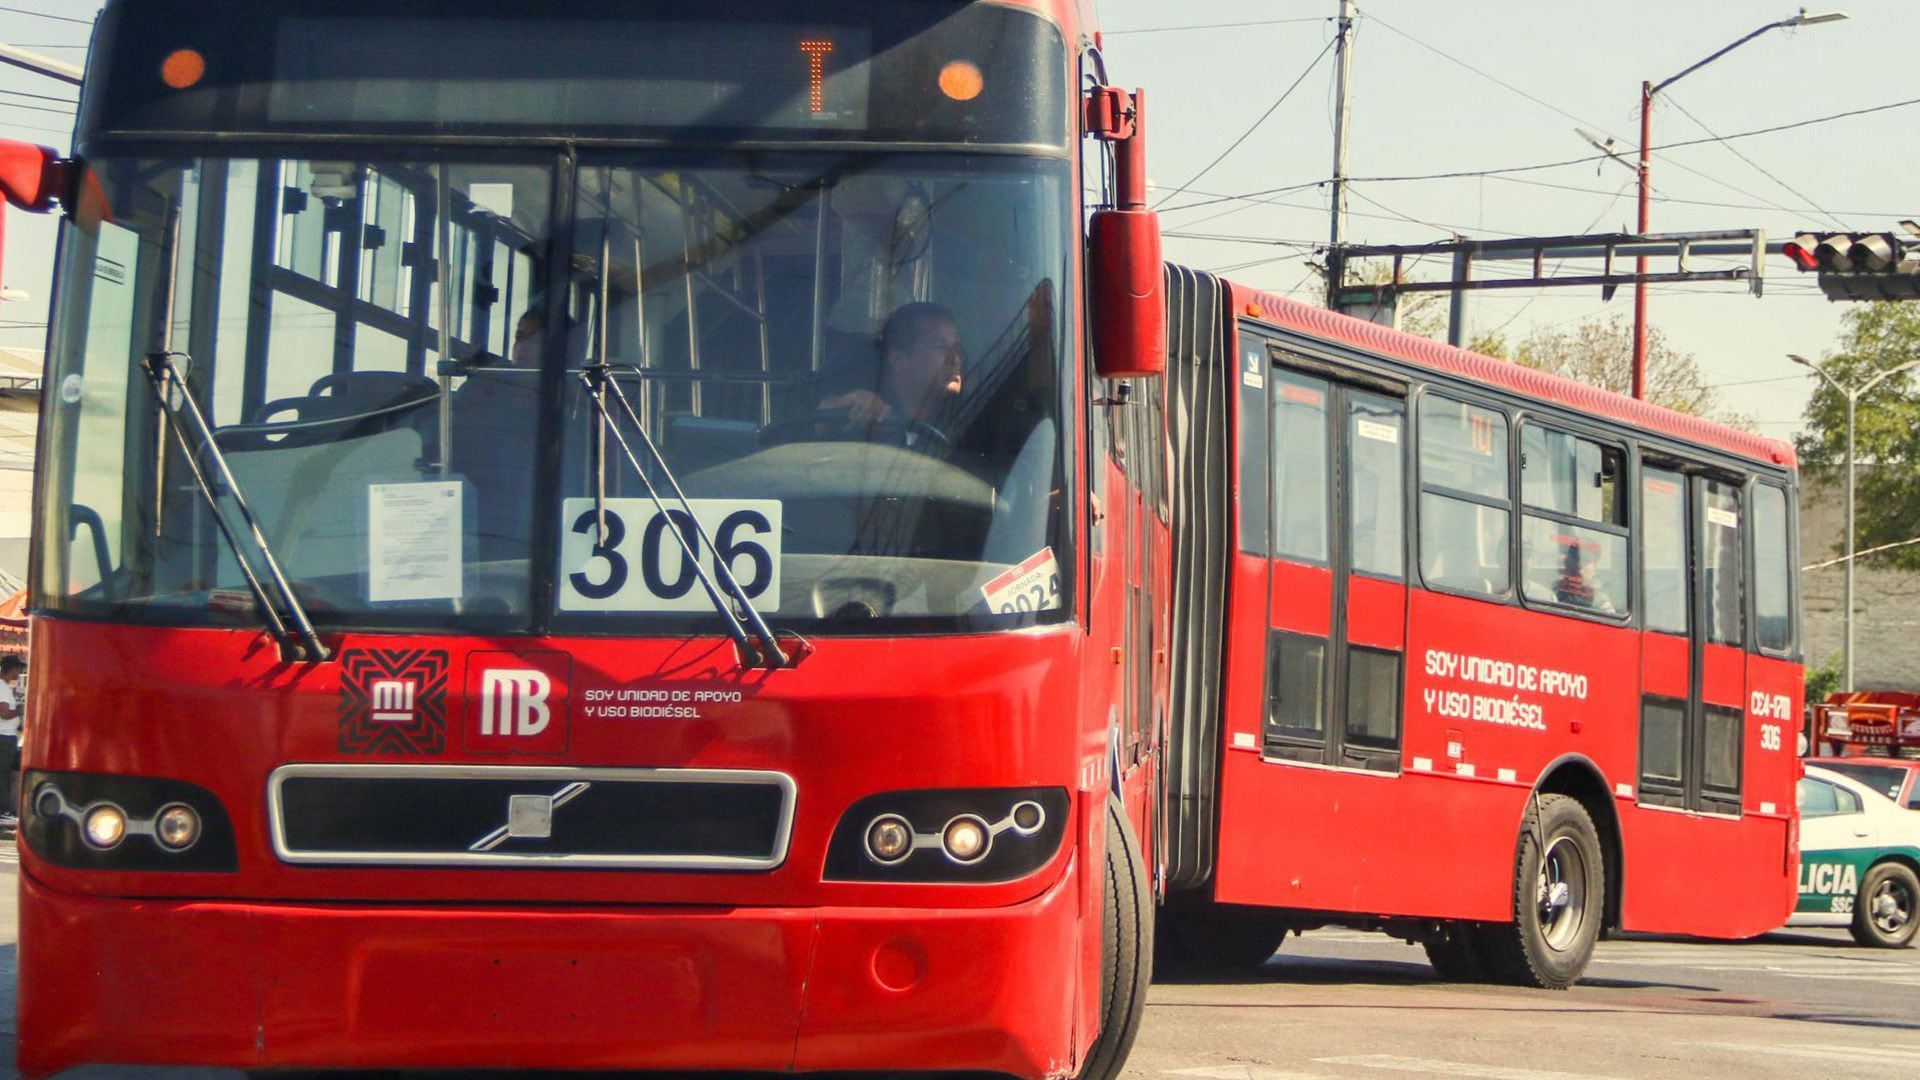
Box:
[1784, 227, 1920, 300]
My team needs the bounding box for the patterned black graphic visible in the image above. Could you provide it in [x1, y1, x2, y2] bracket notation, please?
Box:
[338, 649, 450, 755]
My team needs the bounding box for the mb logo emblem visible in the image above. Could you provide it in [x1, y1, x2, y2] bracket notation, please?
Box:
[466, 651, 572, 754]
[480, 669, 553, 737]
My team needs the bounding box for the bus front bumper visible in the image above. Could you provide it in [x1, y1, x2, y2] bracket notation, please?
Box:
[19, 863, 1082, 1079]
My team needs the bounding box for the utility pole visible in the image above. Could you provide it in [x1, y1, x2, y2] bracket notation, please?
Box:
[1791, 353, 1920, 693]
[1325, 0, 1356, 306]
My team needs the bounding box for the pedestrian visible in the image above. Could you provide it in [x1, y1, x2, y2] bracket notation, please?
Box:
[0, 655, 22, 825]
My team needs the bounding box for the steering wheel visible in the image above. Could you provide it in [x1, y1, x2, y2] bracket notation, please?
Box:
[759, 407, 951, 449]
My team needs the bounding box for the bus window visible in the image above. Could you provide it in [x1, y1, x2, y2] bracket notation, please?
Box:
[1267, 631, 1327, 743]
[38, 157, 553, 628]
[1418, 395, 1510, 597]
[1642, 470, 1688, 636]
[1348, 392, 1404, 579]
[1702, 480, 1745, 646]
[1238, 337, 1270, 555]
[1518, 427, 1626, 615]
[1752, 482, 1794, 653]
[1272, 371, 1329, 564]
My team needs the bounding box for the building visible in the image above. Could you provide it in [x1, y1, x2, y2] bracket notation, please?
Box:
[1800, 465, 1920, 693]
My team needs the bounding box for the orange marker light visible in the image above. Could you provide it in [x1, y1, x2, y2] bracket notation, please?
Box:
[938, 61, 984, 102]
[161, 49, 206, 90]
[798, 40, 833, 113]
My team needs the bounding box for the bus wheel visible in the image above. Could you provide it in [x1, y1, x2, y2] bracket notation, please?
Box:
[1482, 794, 1603, 989]
[1850, 862, 1919, 949]
[1421, 922, 1488, 982]
[1157, 900, 1289, 974]
[1078, 798, 1153, 1080]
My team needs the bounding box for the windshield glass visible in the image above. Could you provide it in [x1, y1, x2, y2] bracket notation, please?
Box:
[36, 152, 1071, 636]
[1821, 763, 1907, 803]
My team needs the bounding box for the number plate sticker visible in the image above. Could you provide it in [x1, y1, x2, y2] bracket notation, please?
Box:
[559, 498, 782, 612]
[982, 548, 1062, 615]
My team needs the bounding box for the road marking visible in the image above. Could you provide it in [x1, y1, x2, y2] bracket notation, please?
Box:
[1166, 1066, 1326, 1080]
[1688, 1041, 1920, 1065]
[1313, 1055, 1624, 1080]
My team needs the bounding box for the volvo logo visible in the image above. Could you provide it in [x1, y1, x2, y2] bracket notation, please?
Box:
[468, 782, 591, 852]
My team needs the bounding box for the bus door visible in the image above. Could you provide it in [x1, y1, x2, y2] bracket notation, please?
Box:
[1637, 464, 1745, 818]
[1264, 355, 1408, 773]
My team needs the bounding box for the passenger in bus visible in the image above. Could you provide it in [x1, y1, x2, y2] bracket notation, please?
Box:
[1554, 541, 1617, 615]
[509, 310, 546, 368]
[817, 302, 964, 446]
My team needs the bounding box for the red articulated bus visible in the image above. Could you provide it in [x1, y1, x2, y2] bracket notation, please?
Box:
[1146, 280, 1804, 988]
[4, 0, 1801, 1076]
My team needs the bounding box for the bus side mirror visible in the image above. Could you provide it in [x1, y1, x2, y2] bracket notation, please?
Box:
[0, 140, 65, 213]
[1085, 87, 1165, 379]
[1089, 208, 1166, 379]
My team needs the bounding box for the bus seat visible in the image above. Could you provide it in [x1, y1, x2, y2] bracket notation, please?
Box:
[218, 371, 440, 452]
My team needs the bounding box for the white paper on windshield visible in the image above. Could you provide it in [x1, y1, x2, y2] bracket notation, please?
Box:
[558, 497, 783, 613]
[1355, 418, 1399, 444]
[368, 482, 464, 602]
[982, 548, 1062, 615]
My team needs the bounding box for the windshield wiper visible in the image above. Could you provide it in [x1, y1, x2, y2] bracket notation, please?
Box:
[140, 350, 331, 664]
[578, 363, 793, 670]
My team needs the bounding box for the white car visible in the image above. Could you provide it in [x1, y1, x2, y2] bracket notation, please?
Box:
[1791, 765, 1920, 948]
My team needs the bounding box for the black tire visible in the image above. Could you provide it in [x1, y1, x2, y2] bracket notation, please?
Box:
[1078, 798, 1153, 1080]
[1421, 922, 1489, 982]
[1156, 899, 1289, 975]
[1480, 794, 1604, 989]
[1850, 861, 1920, 949]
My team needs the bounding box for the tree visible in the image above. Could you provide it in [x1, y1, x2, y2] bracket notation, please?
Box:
[1795, 303, 1920, 572]
[1341, 271, 1731, 423]
[1508, 316, 1730, 419]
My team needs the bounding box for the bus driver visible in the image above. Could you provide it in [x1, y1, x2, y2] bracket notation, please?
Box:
[818, 302, 965, 444]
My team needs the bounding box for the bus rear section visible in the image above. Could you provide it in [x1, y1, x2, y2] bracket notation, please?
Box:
[14, 0, 1163, 1075]
[1152, 274, 1803, 988]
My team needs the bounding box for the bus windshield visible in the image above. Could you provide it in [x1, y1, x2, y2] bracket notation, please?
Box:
[36, 152, 1071, 636]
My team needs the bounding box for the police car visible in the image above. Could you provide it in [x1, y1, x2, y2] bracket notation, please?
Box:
[1792, 765, 1920, 948]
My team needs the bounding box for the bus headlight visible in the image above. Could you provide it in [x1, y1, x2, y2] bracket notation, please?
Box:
[22, 771, 238, 872]
[941, 814, 991, 864]
[83, 803, 127, 849]
[865, 815, 914, 863]
[825, 787, 1068, 883]
[155, 803, 202, 851]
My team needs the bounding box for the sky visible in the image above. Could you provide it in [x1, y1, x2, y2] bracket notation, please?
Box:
[0, 1, 1915, 440]
[1092, 0, 1919, 439]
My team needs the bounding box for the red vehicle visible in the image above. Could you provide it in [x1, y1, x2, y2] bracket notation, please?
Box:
[1146, 285, 1804, 988]
[6, 0, 1801, 1075]
[1814, 692, 1920, 757]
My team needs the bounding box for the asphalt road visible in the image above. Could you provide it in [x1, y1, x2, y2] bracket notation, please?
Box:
[2, 839, 1916, 1080]
[1127, 927, 1920, 1080]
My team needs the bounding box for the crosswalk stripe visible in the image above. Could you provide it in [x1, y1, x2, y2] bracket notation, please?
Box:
[1688, 1041, 1920, 1065]
[1313, 1055, 1624, 1080]
[1166, 1066, 1326, 1080]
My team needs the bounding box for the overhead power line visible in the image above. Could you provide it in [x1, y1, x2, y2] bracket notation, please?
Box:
[1105, 17, 1330, 36]
[1348, 96, 1920, 184]
[0, 87, 75, 105]
[1150, 36, 1337, 211]
[1663, 93, 1849, 232]
[1362, 12, 1616, 141]
[0, 4, 93, 25]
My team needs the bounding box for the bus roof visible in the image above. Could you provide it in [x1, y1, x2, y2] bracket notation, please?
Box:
[1228, 281, 1797, 471]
